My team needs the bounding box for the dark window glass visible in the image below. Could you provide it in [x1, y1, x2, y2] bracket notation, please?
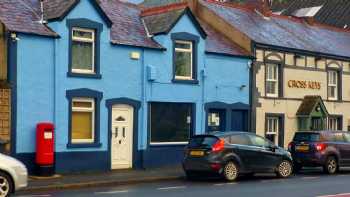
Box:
[150, 102, 193, 143]
[293, 133, 320, 142]
[188, 136, 218, 148]
[230, 134, 251, 145]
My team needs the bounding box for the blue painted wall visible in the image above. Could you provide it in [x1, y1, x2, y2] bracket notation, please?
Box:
[13, 0, 250, 172]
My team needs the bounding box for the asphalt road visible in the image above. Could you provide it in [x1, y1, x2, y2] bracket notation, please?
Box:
[16, 168, 350, 197]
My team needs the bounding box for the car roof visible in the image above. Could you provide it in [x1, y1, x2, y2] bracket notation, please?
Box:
[296, 130, 347, 134]
[201, 131, 252, 137]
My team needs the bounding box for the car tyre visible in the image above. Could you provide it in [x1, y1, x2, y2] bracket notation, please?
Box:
[223, 161, 239, 182]
[323, 156, 338, 175]
[0, 171, 13, 197]
[276, 160, 293, 178]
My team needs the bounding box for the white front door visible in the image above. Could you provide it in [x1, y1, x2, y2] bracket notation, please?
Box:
[111, 105, 133, 170]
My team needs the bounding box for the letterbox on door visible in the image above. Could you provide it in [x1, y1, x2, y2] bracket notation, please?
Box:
[35, 122, 55, 176]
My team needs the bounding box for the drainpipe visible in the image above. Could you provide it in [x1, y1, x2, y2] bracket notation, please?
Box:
[140, 49, 146, 169]
[201, 56, 206, 133]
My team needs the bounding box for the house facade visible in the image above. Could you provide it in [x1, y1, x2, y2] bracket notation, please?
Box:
[0, 0, 251, 173]
[189, 0, 350, 147]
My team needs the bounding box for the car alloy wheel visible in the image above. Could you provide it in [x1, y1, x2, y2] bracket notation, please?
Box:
[0, 172, 11, 197]
[223, 161, 238, 181]
[324, 157, 338, 174]
[277, 160, 293, 178]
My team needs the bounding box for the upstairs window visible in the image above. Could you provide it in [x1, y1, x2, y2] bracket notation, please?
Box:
[71, 28, 95, 74]
[174, 40, 193, 80]
[328, 70, 338, 100]
[266, 63, 279, 97]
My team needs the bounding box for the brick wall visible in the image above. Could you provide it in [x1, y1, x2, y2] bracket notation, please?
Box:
[0, 88, 11, 153]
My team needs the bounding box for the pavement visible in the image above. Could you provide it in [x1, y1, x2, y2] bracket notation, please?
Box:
[24, 165, 184, 192]
[17, 168, 350, 197]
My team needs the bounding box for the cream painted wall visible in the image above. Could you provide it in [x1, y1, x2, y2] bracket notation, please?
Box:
[255, 48, 350, 148]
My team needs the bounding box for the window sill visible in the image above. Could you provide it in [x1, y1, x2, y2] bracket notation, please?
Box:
[67, 142, 102, 149]
[172, 79, 199, 84]
[67, 72, 102, 79]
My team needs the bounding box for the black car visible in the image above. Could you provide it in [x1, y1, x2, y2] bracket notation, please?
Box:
[182, 132, 293, 181]
[288, 130, 350, 174]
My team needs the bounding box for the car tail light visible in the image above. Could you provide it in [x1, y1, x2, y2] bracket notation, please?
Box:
[210, 163, 222, 171]
[212, 139, 225, 153]
[315, 143, 326, 151]
[288, 142, 293, 151]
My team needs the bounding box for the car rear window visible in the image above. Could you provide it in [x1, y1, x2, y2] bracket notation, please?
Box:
[293, 133, 320, 142]
[188, 136, 218, 148]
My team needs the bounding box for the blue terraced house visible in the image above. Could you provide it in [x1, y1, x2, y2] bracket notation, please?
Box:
[0, 0, 252, 173]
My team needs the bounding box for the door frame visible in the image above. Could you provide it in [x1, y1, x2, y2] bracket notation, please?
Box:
[106, 98, 141, 170]
[205, 102, 250, 133]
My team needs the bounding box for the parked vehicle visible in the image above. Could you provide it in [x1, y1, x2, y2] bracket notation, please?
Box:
[182, 132, 293, 181]
[288, 131, 350, 174]
[0, 153, 28, 196]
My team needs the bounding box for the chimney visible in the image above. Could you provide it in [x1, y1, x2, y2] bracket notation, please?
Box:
[245, 0, 272, 16]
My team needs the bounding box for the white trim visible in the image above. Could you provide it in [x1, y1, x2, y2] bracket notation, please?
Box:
[328, 70, 338, 100]
[71, 27, 95, 74]
[266, 63, 279, 97]
[174, 40, 193, 79]
[71, 98, 95, 143]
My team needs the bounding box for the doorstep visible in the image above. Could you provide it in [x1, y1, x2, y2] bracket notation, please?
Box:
[24, 165, 184, 192]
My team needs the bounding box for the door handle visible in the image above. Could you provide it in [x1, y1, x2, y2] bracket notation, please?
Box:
[122, 127, 125, 138]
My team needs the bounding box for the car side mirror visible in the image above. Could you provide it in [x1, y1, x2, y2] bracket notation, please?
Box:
[269, 145, 278, 152]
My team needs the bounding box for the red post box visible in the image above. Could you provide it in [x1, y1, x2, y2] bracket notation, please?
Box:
[35, 122, 55, 176]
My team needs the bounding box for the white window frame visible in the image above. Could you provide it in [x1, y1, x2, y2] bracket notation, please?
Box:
[328, 70, 338, 100]
[266, 63, 279, 97]
[71, 27, 95, 74]
[328, 117, 339, 131]
[71, 98, 95, 143]
[266, 117, 279, 144]
[174, 40, 193, 80]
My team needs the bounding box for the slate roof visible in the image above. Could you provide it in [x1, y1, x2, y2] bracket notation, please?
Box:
[199, 20, 250, 57]
[142, 7, 250, 57]
[0, 0, 57, 37]
[296, 95, 327, 116]
[43, 0, 78, 21]
[140, 0, 184, 8]
[278, 0, 350, 29]
[98, 0, 163, 49]
[201, 0, 350, 59]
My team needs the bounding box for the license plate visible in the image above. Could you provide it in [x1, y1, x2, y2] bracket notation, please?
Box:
[296, 145, 309, 152]
[190, 150, 204, 156]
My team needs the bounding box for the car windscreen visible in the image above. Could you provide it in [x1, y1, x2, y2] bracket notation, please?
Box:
[188, 136, 218, 148]
[293, 133, 320, 142]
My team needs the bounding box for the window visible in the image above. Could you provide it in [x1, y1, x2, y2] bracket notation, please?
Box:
[66, 88, 102, 148]
[230, 134, 251, 146]
[266, 117, 279, 144]
[249, 135, 270, 148]
[71, 98, 95, 143]
[174, 40, 193, 80]
[150, 102, 193, 144]
[266, 63, 279, 97]
[71, 28, 95, 74]
[328, 117, 338, 131]
[328, 70, 338, 100]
